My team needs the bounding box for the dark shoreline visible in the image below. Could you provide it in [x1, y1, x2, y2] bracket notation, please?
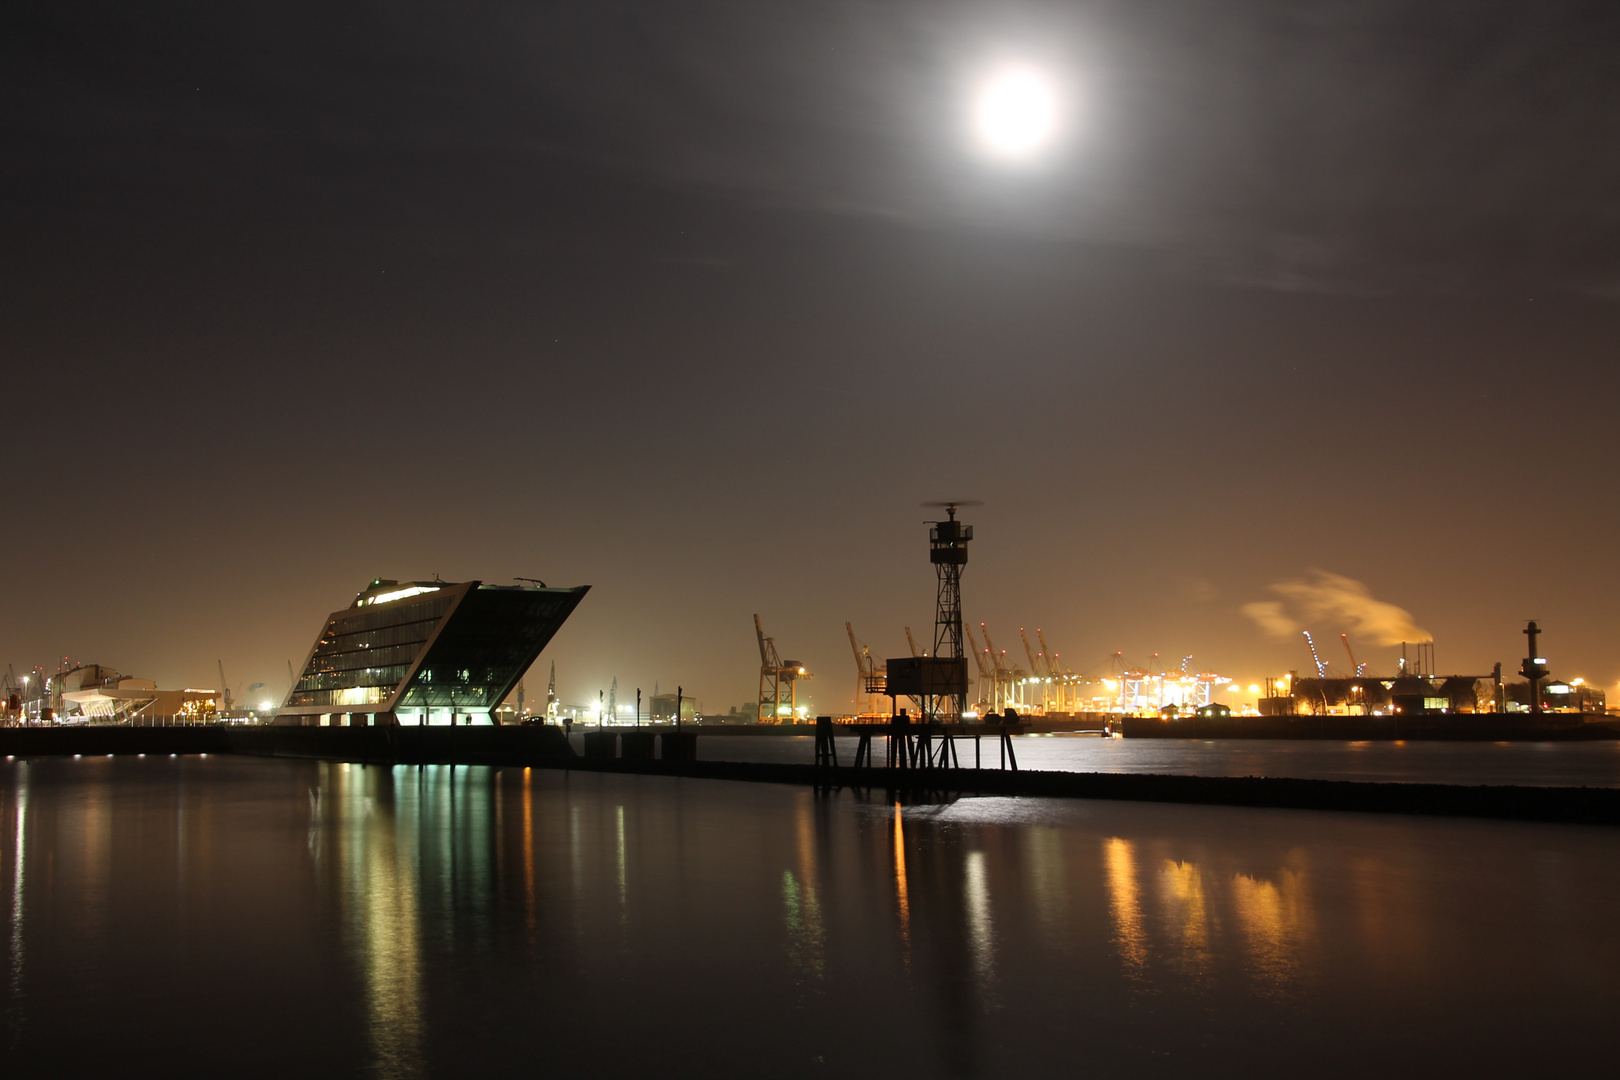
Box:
[3, 725, 1618, 826]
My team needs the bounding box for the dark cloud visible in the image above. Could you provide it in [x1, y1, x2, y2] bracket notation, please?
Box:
[9, 1, 1619, 291]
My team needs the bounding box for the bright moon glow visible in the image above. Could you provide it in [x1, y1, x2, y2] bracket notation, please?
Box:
[972, 66, 1059, 161]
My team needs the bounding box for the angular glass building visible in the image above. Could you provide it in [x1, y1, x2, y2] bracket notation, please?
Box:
[274, 578, 589, 726]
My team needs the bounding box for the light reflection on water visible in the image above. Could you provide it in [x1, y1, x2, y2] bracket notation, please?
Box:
[2, 756, 1619, 1078]
[1104, 837, 1148, 979]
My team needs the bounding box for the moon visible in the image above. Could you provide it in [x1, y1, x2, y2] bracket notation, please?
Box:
[971, 65, 1060, 162]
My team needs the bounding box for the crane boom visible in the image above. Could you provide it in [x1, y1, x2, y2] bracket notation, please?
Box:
[964, 623, 993, 678]
[846, 622, 868, 675]
[755, 613, 775, 666]
[1019, 627, 1040, 675]
[1341, 634, 1365, 677]
[217, 660, 233, 711]
[1036, 629, 1057, 677]
[981, 624, 1008, 673]
[1302, 631, 1327, 678]
[905, 627, 922, 657]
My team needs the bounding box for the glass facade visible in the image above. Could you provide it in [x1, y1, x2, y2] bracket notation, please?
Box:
[395, 588, 590, 714]
[277, 580, 588, 724]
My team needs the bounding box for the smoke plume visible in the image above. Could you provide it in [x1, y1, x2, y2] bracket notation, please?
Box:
[1244, 570, 1431, 646]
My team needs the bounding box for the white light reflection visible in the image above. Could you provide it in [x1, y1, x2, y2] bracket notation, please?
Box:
[964, 850, 997, 999]
[782, 795, 826, 983]
[8, 765, 27, 1018]
[335, 766, 425, 1080]
[616, 805, 628, 932]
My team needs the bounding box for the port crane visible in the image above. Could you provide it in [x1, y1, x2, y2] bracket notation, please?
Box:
[964, 623, 995, 713]
[1037, 629, 1070, 712]
[1020, 627, 1049, 712]
[979, 623, 1019, 712]
[1341, 634, 1367, 677]
[217, 660, 234, 713]
[905, 627, 923, 657]
[846, 622, 887, 718]
[1301, 632, 1328, 678]
[755, 614, 810, 724]
[2, 665, 21, 723]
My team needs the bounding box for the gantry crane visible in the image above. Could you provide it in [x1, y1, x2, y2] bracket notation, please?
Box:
[756, 614, 812, 724]
[1036, 628, 1070, 712]
[905, 627, 923, 657]
[964, 622, 995, 714]
[1019, 627, 1049, 712]
[979, 623, 1021, 713]
[217, 660, 233, 714]
[846, 622, 887, 719]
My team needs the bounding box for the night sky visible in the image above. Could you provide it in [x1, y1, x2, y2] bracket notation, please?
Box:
[6, 1, 1619, 712]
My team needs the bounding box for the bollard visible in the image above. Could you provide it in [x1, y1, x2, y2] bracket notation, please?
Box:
[814, 715, 837, 768]
[620, 730, 656, 761]
[582, 731, 617, 759]
[660, 731, 697, 763]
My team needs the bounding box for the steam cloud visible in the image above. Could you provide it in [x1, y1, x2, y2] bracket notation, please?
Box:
[1243, 570, 1431, 646]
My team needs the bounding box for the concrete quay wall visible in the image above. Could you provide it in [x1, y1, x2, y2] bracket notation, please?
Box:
[0, 723, 574, 763]
[1123, 713, 1620, 740]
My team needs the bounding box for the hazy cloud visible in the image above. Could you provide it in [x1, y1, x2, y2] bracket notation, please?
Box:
[1244, 570, 1430, 645]
[1240, 600, 1298, 639]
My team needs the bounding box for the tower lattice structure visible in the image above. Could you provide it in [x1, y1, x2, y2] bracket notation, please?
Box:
[928, 504, 972, 721]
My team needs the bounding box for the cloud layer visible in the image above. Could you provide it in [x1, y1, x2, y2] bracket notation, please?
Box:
[1243, 570, 1431, 646]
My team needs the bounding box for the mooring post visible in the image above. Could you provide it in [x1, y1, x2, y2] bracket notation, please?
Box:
[814, 715, 836, 768]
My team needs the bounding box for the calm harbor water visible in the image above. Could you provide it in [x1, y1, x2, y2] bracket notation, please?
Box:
[4, 755, 1618, 1077]
[677, 733, 1620, 788]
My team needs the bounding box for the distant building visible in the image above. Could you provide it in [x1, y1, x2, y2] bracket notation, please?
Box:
[1261, 672, 1503, 716]
[1260, 669, 1606, 717]
[1505, 679, 1606, 714]
[19, 663, 219, 724]
[648, 693, 701, 724]
[274, 578, 588, 727]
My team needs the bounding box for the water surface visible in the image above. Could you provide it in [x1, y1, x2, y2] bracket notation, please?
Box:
[680, 732, 1620, 787]
[3, 756, 1617, 1077]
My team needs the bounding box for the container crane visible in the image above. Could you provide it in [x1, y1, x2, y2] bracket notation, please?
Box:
[905, 627, 923, 657]
[846, 622, 886, 718]
[964, 622, 994, 679]
[980, 623, 1018, 712]
[1036, 628, 1067, 711]
[756, 614, 811, 724]
[217, 660, 234, 713]
[1019, 627, 1048, 712]
[964, 622, 995, 713]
